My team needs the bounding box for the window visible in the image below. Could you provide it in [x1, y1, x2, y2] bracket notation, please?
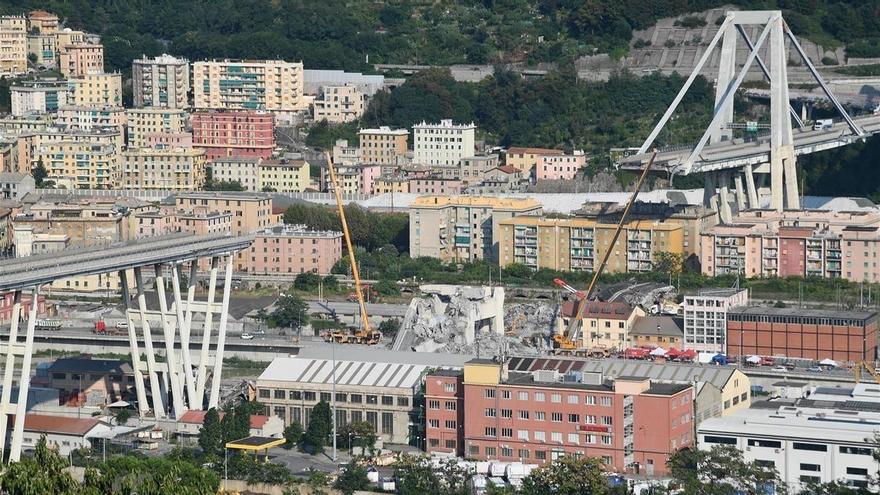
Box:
[601, 436, 613, 445]
[429, 419, 439, 428]
[274, 390, 285, 399]
[501, 447, 513, 457]
[585, 395, 596, 405]
[502, 390, 511, 399]
[568, 433, 579, 445]
[445, 439, 457, 450]
[568, 414, 580, 423]
[551, 394, 562, 403]
[273, 406, 285, 418]
[567, 395, 579, 404]
[485, 389, 496, 398]
[794, 442, 828, 452]
[428, 400, 440, 409]
[381, 412, 394, 435]
[748, 439, 782, 448]
[445, 420, 456, 429]
[336, 393, 347, 402]
[755, 460, 775, 468]
[382, 396, 394, 406]
[258, 389, 270, 399]
[444, 383, 456, 393]
[289, 391, 301, 400]
[320, 392, 331, 402]
[841, 446, 873, 456]
[469, 445, 480, 456]
[551, 412, 563, 422]
[600, 397, 612, 407]
[485, 446, 496, 457]
[847, 467, 868, 476]
[535, 411, 546, 421]
[585, 415, 596, 424]
[428, 438, 439, 447]
[485, 427, 497, 437]
[551, 432, 563, 443]
[501, 409, 513, 419]
[501, 428, 513, 438]
[303, 391, 316, 401]
[535, 451, 547, 460]
[703, 436, 737, 445]
[800, 476, 821, 484]
[445, 401, 456, 411]
[485, 408, 496, 417]
[518, 391, 529, 400]
[535, 392, 545, 402]
[800, 464, 821, 472]
[519, 410, 529, 420]
[600, 416, 613, 425]
[366, 395, 378, 404]
[397, 397, 409, 407]
[518, 449, 530, 459]
[534, 431, 546, 442]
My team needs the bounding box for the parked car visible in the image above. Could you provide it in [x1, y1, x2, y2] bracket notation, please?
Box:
[807, 366, 823, 373]
[240, 333, 254, 340]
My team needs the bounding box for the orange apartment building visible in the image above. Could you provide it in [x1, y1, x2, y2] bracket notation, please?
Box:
[174, 192, 273, 235]
[244, 224, 342, 275]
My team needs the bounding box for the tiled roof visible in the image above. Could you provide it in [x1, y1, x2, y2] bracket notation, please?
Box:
[506, 147, 564, 155]
[561, 301, 634, 319]
[47, 358, 133, 375]
[19, 414, 101, 436]
[178, 410, 271, 429]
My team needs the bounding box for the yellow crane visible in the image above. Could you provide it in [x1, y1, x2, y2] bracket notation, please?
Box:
[853, 361, 880, 385]
[554, 150, 658, 352]
[324, 151, 380, 345]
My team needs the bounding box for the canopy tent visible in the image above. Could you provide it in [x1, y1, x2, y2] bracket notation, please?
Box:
[650, 347, 667, 356]
[746, 355, 762, 364]
[819, 358, 838, 367]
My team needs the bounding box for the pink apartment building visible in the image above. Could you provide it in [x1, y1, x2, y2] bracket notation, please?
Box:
[410, 177, 463, 195]
[245, 224, 342, 275]
[535, 151, 587, 181]
[700, 209, 880, 281]
[145, 132, 193, 148]
[192, 110, 275, 160]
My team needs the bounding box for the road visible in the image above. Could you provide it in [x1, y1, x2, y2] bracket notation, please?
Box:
[307, 301, 408, 318]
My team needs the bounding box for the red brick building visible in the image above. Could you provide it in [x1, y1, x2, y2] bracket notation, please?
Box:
[0, 291, 47, 324]
[191, 110, 276, 160]
[727, 307, 878, 361]
[426, 359, 694, 476]
[244, 225, 343, 275]
[424, 369, 465, 456]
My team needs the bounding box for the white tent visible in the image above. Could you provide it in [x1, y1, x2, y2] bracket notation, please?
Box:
[746, 355, 762, 364]
[650, 347, 667, 356]
[819, 358, 838, 367]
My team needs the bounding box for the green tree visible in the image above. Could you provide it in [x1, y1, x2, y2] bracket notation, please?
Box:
[338, 421, 378, 453]
[83, 454, 219, 494]
[302, 400, 332, 454]
[32, 159, 48, 187]
[667, 446, 783, 495]
[0, 436, 80, 495]
[654, 251, 685, 276]
[205, 180, 246, 192]
[283, 421, 303, 450]
[322, 275, 339, 292]
[115, 408, 131, 425]
[334, 462, 370, 495]
[294, 272, 322, 291]
[521, 456, 609, 495]
[374, 279, 400, 297]
[198, 407, 223, 458]
[270, 292, 310, 329]
[378, 318, 401, 341]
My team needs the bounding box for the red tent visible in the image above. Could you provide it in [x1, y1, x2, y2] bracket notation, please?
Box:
[666, 348, 681, 359]
[678, 349, 697, 362]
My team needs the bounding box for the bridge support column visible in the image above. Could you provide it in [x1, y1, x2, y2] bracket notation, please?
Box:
[134, 267, 166, 419]
[711, 21, 737, 144]
[119, 270, 149, 418]
[744, 164, 759, 208]
[195, 257, 219, 408]
[170, 263, 198, 409]
[718, 171, 733, 224]
[769, 14, 796, 211]
[0, 290, 21, 461]
[154, 263, 186, 419]
[733, 173, 746, 211]
[208, 253, 235, 409]
[9, 286, 40, 462]
[784, 155, 800, 210]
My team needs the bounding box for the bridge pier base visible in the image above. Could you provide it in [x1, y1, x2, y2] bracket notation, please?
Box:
[0, 286, 40, 462]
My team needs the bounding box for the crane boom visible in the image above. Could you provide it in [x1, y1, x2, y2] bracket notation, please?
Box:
[561, 150, 658, 346]
[325, 151, 371, 334]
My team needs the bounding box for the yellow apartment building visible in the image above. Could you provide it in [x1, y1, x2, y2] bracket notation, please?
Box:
[124, 108, 187, 148]
[359, 127, 408, 165]
[67, 72, 122, 107]
[313, 84, 365, 123]
[410, 196, 543, 262]
[498, 216, 685, 274]
[0, 16, 27, 74]
[258, 159, 309, 192]
[373, 176, 410, 194]
[504, 147, 563, 174]
[193, 59, 305, 112]
[121, 147, 206, 191]
[175, 191, 273, 236]
[34, 140, 119, 189]
[558, 300, 645, 350]
[58, 43, 103, 77]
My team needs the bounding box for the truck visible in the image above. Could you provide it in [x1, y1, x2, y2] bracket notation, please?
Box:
[35, 319, 62, 331]
[813, 118, 833, 130]
[93, 320, 125, 335]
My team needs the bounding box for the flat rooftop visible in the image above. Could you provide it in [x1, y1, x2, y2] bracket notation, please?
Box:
[727, 306, 878, 321]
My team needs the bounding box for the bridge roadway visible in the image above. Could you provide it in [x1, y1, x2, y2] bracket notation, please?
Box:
[619, 113, 880, 174]
[0, 233, 254, 292]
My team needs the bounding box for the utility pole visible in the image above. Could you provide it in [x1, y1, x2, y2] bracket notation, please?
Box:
[331, 337, 337, 462]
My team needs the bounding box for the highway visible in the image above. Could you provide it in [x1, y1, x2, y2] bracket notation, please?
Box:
[306, 300, 408, 318]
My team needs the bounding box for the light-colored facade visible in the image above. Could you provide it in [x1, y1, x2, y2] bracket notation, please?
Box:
[193, 59, 305, 113]
[256, 357, 431, 445]
[359, 127, 408, 166]
[332, 139, 359, 166]
[558, 301, 645, 350]
[55, 106, 125, 132]
[683, 288, 749, 353]
[14, 414, 109, 457]
[191, 110, 275, 160]
[26, 11, 58, 68]
[412, 119, 475, 166]
[66, 72, 122, 107]
[373, 176, 409, 194]
[505, 147, 563, 174]
[312, 84, 365, 123]
[327, 164, 380, 195]
[460, 155, 500, 184]
[19, 127, 123, 174]
[0, 16, 27, 74]
[410, 196, 542, 262]
[259, 159, 310, 192]
[0, 172, 35, 200]
[498, 217, 685, 274]
[58, 43, 104, 78]
[124, 108, 187, 148]
[121, 147, 207, 191]
[410, 177, 463, 196]
[33, 140, 119, 189]
[175, 191, 273, 236]
[535, 151, 587, 181]
[698, 385, 880, 492]
[11, 80, 68, 115]
[245, 225, 342, 275]
[209, 157, 261, 191]
[135, 206, 231, 238]
[14, 199, 132, 248]
[132, 54, 190, 109]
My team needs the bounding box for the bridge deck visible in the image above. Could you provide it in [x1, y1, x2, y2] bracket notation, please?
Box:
[0, 233, 253, 292]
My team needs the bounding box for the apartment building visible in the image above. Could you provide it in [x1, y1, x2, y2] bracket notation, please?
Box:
[66, 72, 122, 107]
[58, 43, 104, 77]
[425, 370, 465, 456]
[505, 147, 564, 174]
[535, 151, 587, 181]
[193, 59, 305, 113]
[325, 164, 380, 195]
[332, 139, 360, 166]
[460, 154, 500, 184]
[412, 120, 476, 167]
[135, 206, 231, 238]
[410, 177, 463, 196]
[209, 157, 261, 191]
[373, 176, 410, 194]
[410, 196, 543, 262]
[245, 225, 342, 275]
[121, 147, 207, 191]
[175, 191, 273, 235]
[726, 306, 878, 362]
[435, 360, 694, 475]
[33, 140, 119, 189]
[312, 84, 365, 123]
[497, 217, 684, 274]
[132, 54, 190, 109]
[359, 127, 408, 166]
[259, 159, 309, 193]
[0, 172, 34, 200]
[19, 127, 123, 174]
[46, 357, 135, 406]
[25, 10, 58, 68]
[558, 301, 645, 351]
[124, 108, 187, 148]
[683, 288, 749, 353]
[11, 80, 68, 115]
[698, 385, 880, 491]
[0, 16, 27, 74]
[191, 110, 275, 160]
[700, 209, 880, 281]
[0, 291, 46, 324]
[256, 357, 430, 444]
[630, 316, 684, 349]
[15, 199, 132, 247]
[467, 166, 526, 194]
[56, 106, 125, 132]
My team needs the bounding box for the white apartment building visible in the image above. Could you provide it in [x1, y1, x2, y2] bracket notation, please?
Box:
[132, 54, 190, 109]
[683, 288, 748, 353]
[312, 84, 365, 124]
[208, 157, 261, 191]
[698, 385, 880, 492]
[193, 59, 305, 113]
[10, 81, 68, 115]
[412, 119, 476, 167]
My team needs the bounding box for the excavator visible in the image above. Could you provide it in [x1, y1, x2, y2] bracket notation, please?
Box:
[322, 151, 381, 346]
[853, 361, 880, 385]
[552, 150, 658, 354]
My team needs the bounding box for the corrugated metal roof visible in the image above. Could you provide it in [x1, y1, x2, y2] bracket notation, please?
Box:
[258, 358, 431, 390]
